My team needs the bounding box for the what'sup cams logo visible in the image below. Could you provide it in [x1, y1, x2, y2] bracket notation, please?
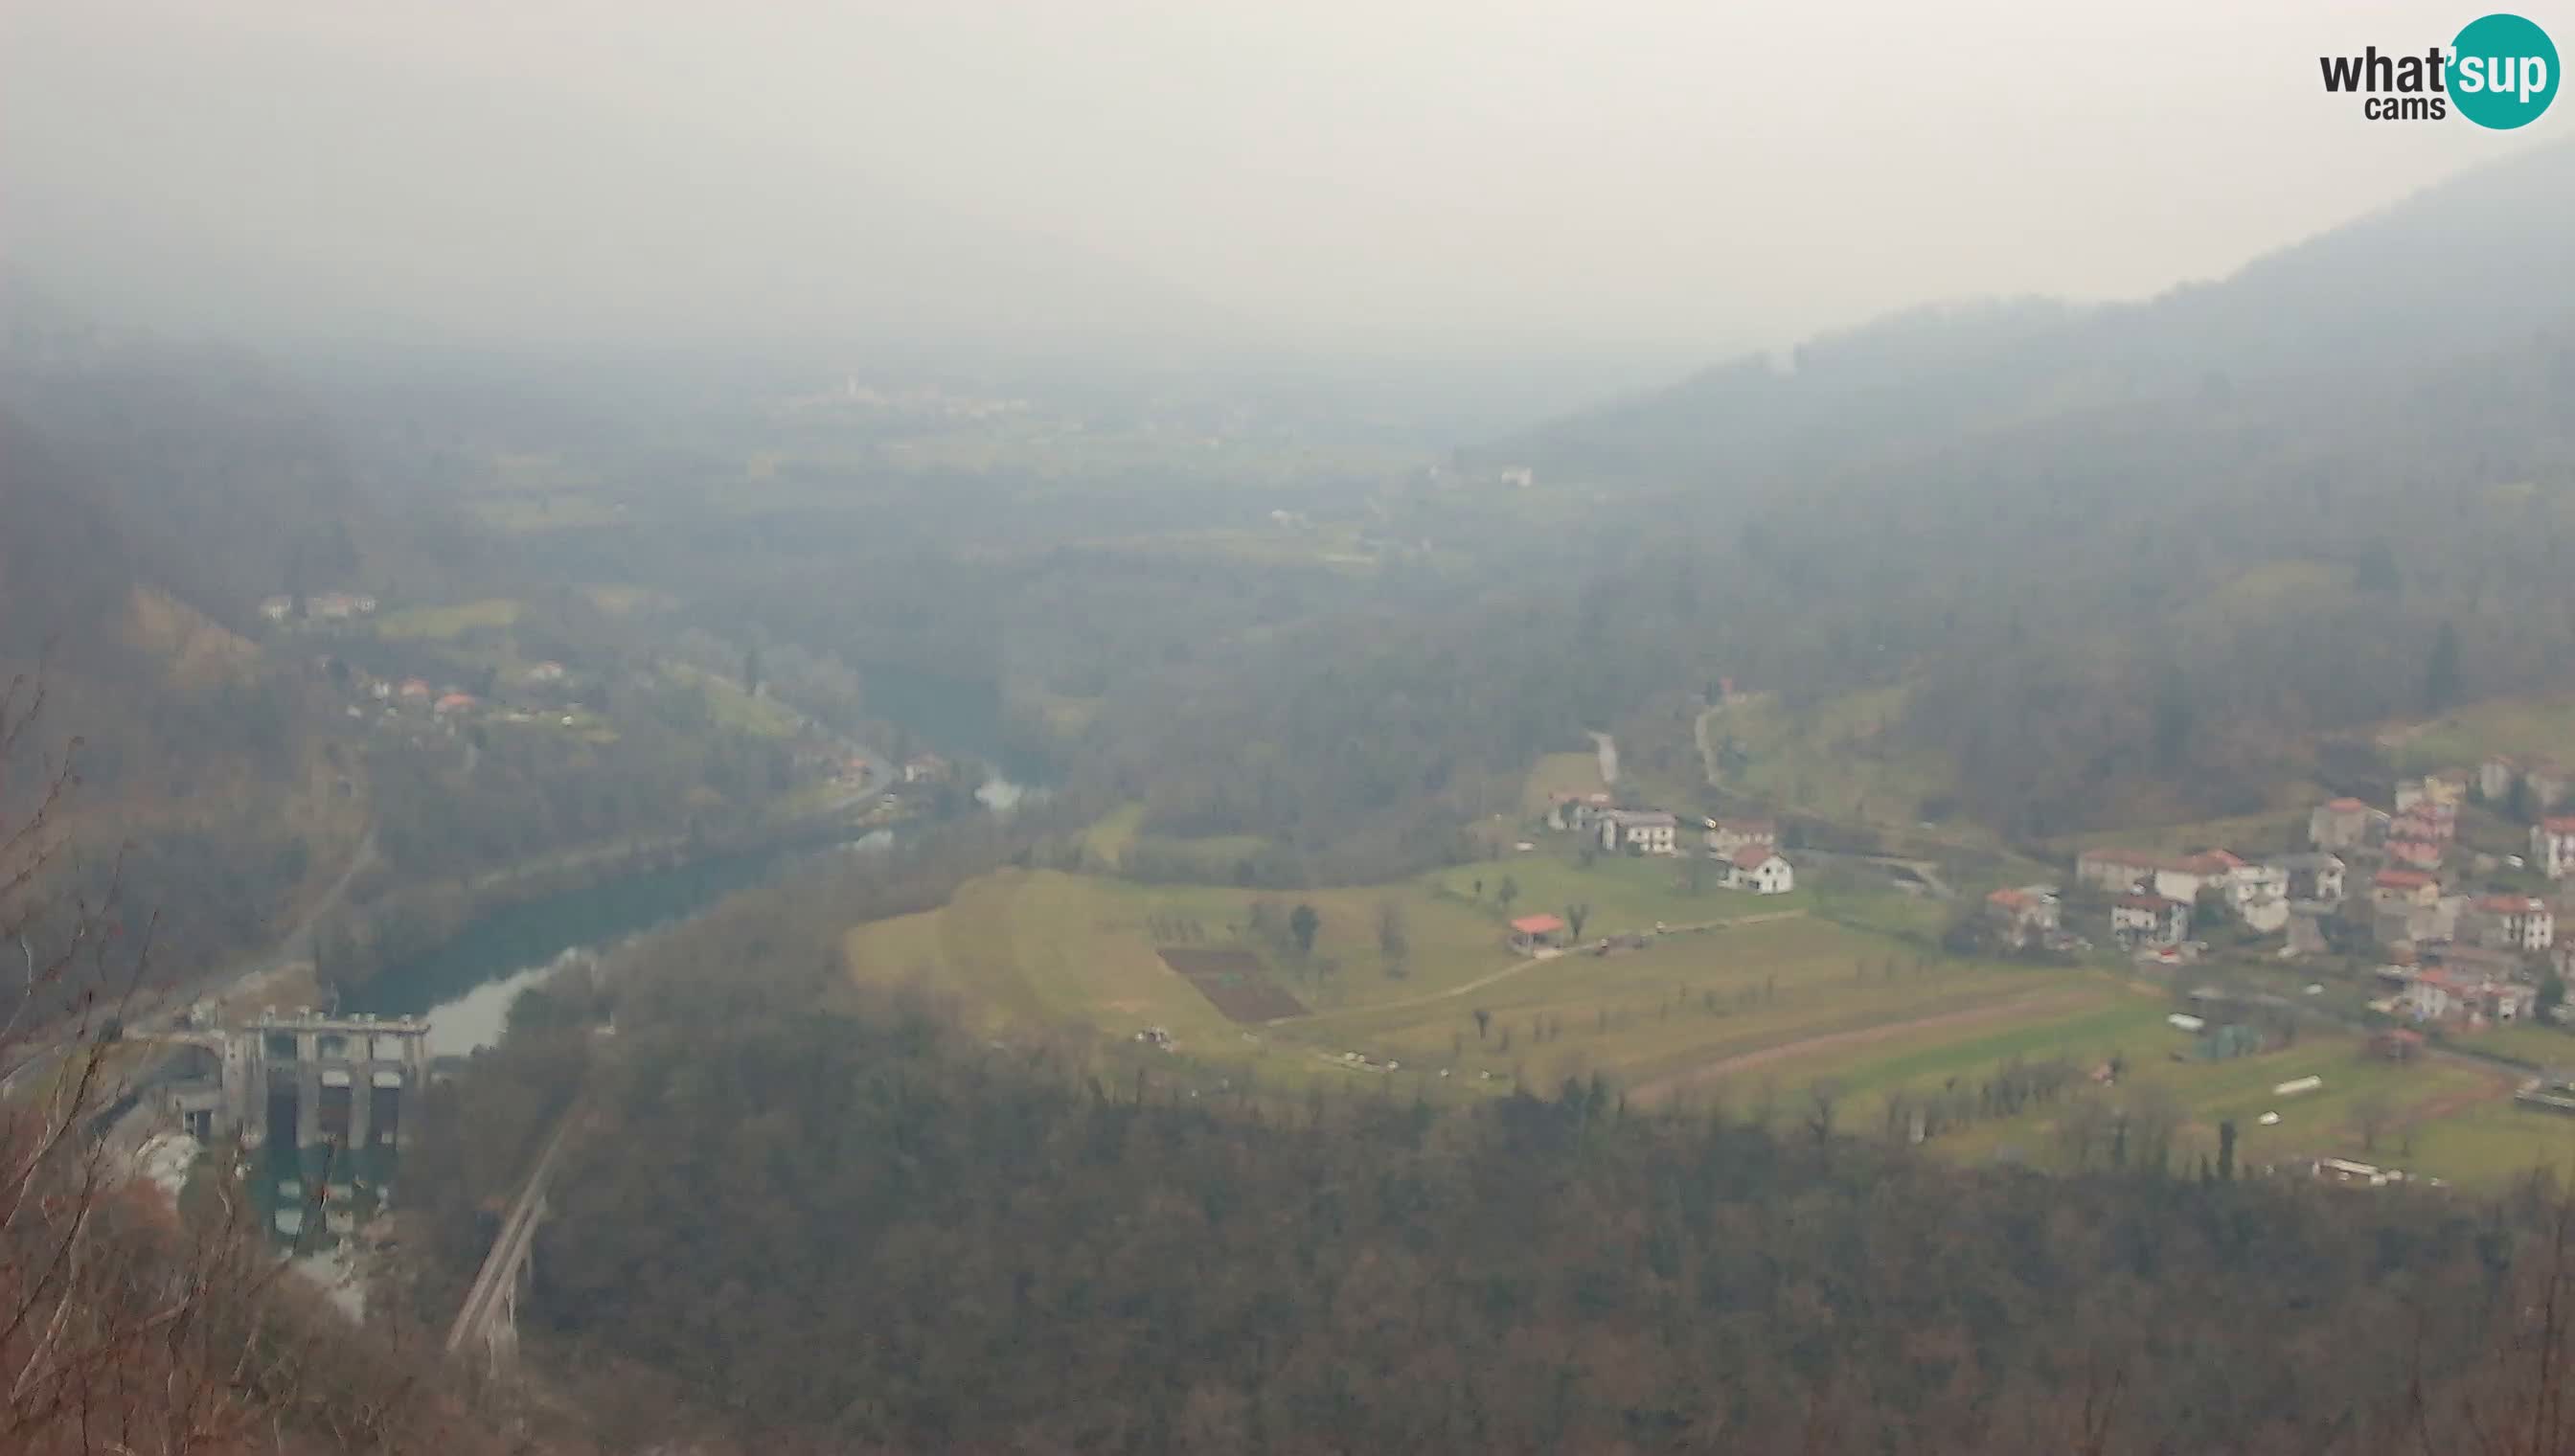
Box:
[2318, 12, 2559, 126]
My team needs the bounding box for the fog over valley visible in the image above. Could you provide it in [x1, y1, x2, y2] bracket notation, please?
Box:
[6, 5, 2575, 1453]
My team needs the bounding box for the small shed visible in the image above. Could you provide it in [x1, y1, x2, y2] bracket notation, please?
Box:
[1508, 914, 1567, 954]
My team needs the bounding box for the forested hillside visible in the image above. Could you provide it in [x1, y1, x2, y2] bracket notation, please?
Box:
[1319, 141, 2575, 840]
[426, 860, 2575, 1456]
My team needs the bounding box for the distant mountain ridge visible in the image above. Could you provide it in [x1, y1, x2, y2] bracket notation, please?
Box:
[1497, 141, 2575, 487]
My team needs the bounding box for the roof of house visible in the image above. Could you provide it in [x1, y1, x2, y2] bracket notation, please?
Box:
[1509, 915, 1566, 935]
[2476, 894, 2545, 914]
[2270, 853, 2345, 871]
[2187, 850, 2247, 872]
[2541, 816, 2575, 834]
[1714, 817, 1777, 833]
[2373, 868, 2436, 889]
[1609, 810, 1678, 829]
[1730, 845, 1785, 871]
[2115, 893, 2183, 912]
[1988, 888, 2033, 911]
[2323, 797, 2369, 812]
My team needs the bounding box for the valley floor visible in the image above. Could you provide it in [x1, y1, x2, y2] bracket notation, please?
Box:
[845, 808, 2575, 1190]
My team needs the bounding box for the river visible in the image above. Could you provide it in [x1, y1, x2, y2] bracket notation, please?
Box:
[341, 828, 897, 1053]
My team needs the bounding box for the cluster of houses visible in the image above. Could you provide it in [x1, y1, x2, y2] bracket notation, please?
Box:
[258, 591, 378, 625]
[1541, 793, 1794, 896]
[2020, 761, 2575, 1034]
[316, 660, 590, 740]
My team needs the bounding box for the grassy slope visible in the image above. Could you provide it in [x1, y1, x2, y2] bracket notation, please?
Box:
[375, 598, 523, 641]
[841, 762, 2575, 1186]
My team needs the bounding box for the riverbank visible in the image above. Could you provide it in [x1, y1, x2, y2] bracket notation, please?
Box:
[314, 793, 914, 1005]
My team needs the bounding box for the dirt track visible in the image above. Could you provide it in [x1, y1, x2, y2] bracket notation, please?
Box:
[1628, 986, 2105, 1105]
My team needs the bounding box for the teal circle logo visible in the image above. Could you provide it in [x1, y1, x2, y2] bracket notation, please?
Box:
[2452, 13, 2558, 128]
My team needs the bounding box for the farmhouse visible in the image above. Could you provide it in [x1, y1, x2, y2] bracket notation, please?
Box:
[2533, 817, 2575, 879]
[2401, 968, 2535, 1026]
[1724, 846, 1795, 894]
[1507, 914, 1566, 954]
[1984, 887, 2062, 948]
[1600, 809, 1679, 856]
[1703, 817, 1778, 856]
[2271, 853, 2346, 903]
[1545, 791, 1615, 831]
[2075, 848, 2243, 904]
[2110, 894, 2190, 949]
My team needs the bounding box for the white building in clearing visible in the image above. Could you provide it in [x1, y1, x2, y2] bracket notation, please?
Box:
[2472, 895, 2555, 952]
[1724, 846, 1794, 894]
[1599, 810, 1679, 856]
[2535, 817, 2575, 879]
[1703, 817, 1778, 856]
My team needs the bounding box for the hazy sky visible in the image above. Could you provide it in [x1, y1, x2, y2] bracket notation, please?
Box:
[1, 0, 2559, 364]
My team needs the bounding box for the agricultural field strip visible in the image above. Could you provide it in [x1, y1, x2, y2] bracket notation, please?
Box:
[1274, 908, 1811, 1030]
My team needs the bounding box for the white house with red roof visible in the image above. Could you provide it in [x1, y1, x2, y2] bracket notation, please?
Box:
[2534, 817, 2575, 879]
[1985, 887, 2061, 948]
[2110, 894, 2190, 948]
[1723, 846, 1794, 894]
[1600, 809, 1680, 855]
